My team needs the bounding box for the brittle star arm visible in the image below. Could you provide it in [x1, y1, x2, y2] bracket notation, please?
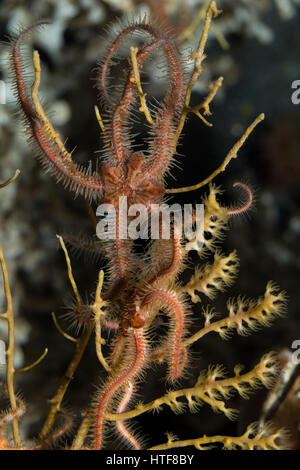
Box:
[99, 21, 185, 169]
[142, 1, 220, 181]
[102, 38, 167, 165]
[12, 25, 103, 200]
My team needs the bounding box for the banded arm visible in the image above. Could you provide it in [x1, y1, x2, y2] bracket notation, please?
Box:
[11, 24, 103, 200]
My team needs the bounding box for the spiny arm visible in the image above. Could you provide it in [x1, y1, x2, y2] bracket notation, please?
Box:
[11, 24, 103, 200]
[99, 21, 180, 107]
[103, 38, 174, 166]
[99, 21, 185, 169]
[92, 328, 148, 449]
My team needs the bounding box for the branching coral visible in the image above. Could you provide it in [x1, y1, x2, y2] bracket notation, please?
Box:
[0, 1, 290, 450]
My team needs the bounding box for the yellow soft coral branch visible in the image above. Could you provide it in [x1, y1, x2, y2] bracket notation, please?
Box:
[185, 184, 229, 254]
[129, 46, 154, 125]
[181, 250, 239, 302]
[183, 281, 287, 346]
[0, 170, 20, 189]
[105, 353, 278, 422]
[0, 244, 21, 446]
[32, 50, 72, 161]
[0, 170, 21, 446]
[149, 421, 286, 450]
[168, 113, 264, 194]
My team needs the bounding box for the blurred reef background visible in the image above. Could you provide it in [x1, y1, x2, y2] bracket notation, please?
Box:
[0, 0, 300, 449]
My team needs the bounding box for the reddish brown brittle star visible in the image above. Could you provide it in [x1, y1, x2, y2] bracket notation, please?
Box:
[8, 1, 278, 450]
